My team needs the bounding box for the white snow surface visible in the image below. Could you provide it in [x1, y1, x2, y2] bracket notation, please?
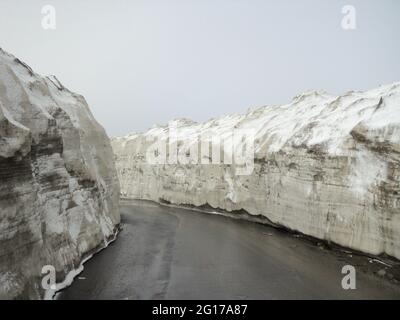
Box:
[112, 82, 400, 260]
[0, 48, 120, 299]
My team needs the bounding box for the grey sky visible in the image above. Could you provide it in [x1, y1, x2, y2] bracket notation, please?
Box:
[0, 0, 399, 136]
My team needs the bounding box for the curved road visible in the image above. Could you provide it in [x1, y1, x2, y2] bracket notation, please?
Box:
[58, 200, 400, 299]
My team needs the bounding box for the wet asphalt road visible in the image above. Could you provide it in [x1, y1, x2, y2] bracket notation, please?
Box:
[58, 200, 400, 300]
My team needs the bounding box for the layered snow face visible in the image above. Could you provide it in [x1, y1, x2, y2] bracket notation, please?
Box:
[112, 83, 400, 260]
[0, 49, 120, 299]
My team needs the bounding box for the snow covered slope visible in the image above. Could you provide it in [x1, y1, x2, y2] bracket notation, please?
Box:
[112, 82, 400, 260]
[0, 48, 120, 299]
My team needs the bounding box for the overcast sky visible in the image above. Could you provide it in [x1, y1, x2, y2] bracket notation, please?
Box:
[0, 0, 399, 136]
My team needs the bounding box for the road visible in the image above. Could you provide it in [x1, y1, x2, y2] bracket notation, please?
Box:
[58, 199, 400, 299]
